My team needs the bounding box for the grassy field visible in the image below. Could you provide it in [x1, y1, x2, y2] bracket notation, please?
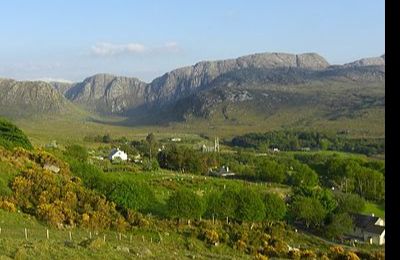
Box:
[100, 169, 291, 206]
[0, 209, 252, 259]
[362, 202, 385, 218]
[9, 89, 384, 147]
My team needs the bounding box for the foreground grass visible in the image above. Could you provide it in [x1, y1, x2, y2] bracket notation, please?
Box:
[0, 210, 251, 259]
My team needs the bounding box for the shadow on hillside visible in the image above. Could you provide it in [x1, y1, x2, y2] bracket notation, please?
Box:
[86, 104, 185, 128]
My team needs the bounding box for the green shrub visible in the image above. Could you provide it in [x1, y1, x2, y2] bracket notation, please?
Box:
[166, 188, 204, 219]
[0, 117, 32, 150]
[263, 193, 287, 221]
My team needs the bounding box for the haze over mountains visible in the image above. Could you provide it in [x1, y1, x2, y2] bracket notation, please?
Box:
[0, 51, 385, 126]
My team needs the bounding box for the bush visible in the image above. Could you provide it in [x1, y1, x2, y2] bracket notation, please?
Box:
[8, 149, 124, 230]
[104, 180, 156, 212]
[290, 196, 326, 228]
[63, 144, 88, 162]
[335, 192, 365, 214]
[142, 158, 160, 171]
[256, 159, 286, 183]
[201, 229, 219, 246]
[204, 187, 266, 222]
[0, 117, 33, 150]
[235, 188, 265, 222]
[0, 200, 17, 212]
[325, 213, 354, 239]
[166, 188, 204, 219]
[263, 193, 287, 221]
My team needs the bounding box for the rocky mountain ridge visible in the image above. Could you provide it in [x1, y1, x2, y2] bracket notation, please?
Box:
[0, 51, 385, 121]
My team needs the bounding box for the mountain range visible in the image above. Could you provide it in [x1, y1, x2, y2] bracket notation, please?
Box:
[0, 51, 385, 129]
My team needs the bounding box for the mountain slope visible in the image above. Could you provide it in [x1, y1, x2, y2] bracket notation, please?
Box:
[0, 79, 75, 118]
[147, 52, 330, 106]
[54, 52, 383, 118]
[64, 73, 149, 114]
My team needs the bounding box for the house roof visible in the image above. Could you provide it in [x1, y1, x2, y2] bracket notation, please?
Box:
[352, 213, 385, 235]
[364, 225, 385, 235]
[108, 148, 126, 156]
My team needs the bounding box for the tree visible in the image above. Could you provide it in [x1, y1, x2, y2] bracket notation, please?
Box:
[335, 192, 366, 214]
[290, 196, 326, 228]
[166, 188, 204, 220]
[235, 188, 265, 222]
[288, 163, 319, 187]
[325, 213, 354, 240]
[215, 188, 239, 220]
[142, 158, 160, 171]
[256, 159, 286, 183]
[319, 138, 331, 150]
[353, 167, 384, 201]
[204, 190, 224, 219]
[263, 193, 287, 221]
[102, 134, 112, 143]
[107, 180, 156, 212]
[146, 133, 157, 160]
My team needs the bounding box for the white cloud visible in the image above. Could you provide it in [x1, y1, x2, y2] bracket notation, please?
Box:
[33, 78, 73, 83]
[91, 42, 181, 56]
[91, 42, 147, 56]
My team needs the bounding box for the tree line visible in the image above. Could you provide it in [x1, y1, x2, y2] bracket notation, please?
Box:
[230, 130, 384, 156]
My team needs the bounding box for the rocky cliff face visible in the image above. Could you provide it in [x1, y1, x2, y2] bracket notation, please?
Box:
[65, 74, 149, 114]
[49, 81, 74, 96]
[0, 78, 69, 117]
[342, 54, 385, 67]
[148, 52, 330, 105]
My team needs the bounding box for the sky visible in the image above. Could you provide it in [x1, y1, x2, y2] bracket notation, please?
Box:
[0, 0, 385, 83]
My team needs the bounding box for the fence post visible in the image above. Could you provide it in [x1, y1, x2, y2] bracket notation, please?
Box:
[24, 228, 28, 240]
[89, 231, 92, 239]
[46, 229, 49, 239]
[103, 234, 106, 242]
[69, 231, 72, 241]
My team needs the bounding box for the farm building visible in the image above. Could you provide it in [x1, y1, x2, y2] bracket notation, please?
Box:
[108, 148, 128, 161]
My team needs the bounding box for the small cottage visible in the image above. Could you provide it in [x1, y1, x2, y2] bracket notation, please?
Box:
[349, 213, 385, 245]
[108, 148, 128, 161]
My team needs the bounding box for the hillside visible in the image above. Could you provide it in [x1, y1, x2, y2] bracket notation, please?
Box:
[0, 79, 78, 118]
[64, 74, 149, 114]
[0, 119, 385, 259]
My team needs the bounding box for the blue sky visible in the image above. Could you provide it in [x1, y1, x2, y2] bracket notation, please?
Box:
[0, 0, 385, 82]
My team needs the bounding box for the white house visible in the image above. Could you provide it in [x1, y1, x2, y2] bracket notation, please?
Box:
[350, 213, 385, 245]
[108, 148, 128, 161]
